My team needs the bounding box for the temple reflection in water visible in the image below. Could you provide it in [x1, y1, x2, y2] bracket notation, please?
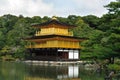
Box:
[0, 62, 104, 80]
[25, 65, 80, 80]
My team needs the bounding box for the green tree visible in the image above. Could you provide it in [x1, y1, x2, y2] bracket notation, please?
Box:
[105, 1, 120, 15]
[82, 15, 100, 29]
[6, 18, 34, 59]
[58, 15, 93, 38]
[81, 1, 120, 63]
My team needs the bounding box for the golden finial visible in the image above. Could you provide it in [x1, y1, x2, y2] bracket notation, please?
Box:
[52, 16, 57, 20]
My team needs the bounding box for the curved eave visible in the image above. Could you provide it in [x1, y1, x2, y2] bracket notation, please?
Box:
[25, 35, 87, 41]
[31, 20, 76, 28]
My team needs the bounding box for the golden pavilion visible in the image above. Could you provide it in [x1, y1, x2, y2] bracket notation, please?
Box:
[26, 17, 84, 61]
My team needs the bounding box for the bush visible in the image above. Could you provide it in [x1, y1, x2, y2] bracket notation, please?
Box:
[1, 55, 15, 61]
[108, 64, 120, 71]
[115, 59, 120, 65]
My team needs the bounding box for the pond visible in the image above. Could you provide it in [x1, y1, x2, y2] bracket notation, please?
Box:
[0, 61, 105, 80]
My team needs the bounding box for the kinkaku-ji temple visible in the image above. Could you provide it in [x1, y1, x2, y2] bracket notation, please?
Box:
[26, 17, 85, 61]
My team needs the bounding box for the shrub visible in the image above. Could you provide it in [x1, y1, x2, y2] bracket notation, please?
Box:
[108, 64, 120, 71]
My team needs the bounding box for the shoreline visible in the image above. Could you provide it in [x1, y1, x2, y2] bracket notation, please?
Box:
[23, 60, 84, 65]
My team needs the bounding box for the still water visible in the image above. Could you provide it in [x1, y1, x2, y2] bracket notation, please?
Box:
[0, 62, 104, 80]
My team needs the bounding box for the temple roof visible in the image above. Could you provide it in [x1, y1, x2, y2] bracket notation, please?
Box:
[26, 34, 87, 40]
[31, 19, 76, 28]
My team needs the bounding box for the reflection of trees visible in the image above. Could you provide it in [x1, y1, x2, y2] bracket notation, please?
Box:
[0, 62, 109, 80]
[26, 64, 104, 79]
[25, 65, 68, 79]
[0, 62, 25, 80]
[79, 67, 104, 80]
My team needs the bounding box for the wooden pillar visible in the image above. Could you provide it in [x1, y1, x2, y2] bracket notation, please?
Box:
[78, 49, 80, 60]
[46, 48, 48, 60]
[45, 48, 47, 56]
[63, 48, 64, 61]
[56, 48, 58, 61]
[30, 49, 33, 60]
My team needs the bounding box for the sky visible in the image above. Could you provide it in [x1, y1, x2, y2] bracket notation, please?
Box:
[0, 0, 116, 17]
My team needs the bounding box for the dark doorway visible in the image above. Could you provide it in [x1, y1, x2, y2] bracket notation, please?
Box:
[58, 52, 68, 60]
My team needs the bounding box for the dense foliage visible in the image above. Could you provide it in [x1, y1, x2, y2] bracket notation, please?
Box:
[81, 1, 120, 63]
[0, 1, 119, 62]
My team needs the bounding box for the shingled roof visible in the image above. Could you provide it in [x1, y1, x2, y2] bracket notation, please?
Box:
[31, 19, 76, 28]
